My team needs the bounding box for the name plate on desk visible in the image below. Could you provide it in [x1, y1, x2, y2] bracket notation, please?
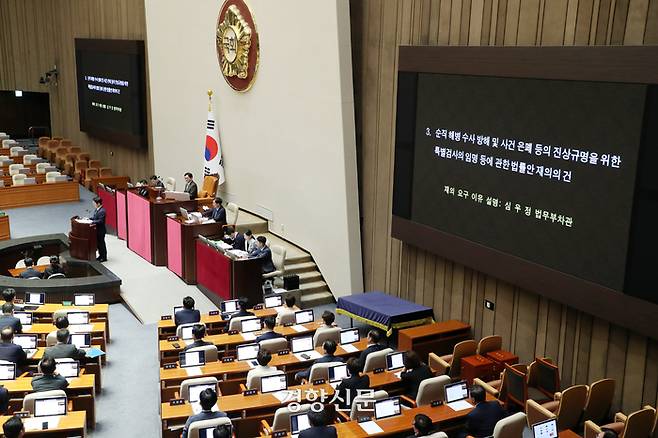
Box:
[284, 322, 294, 327]
[228, 330, 239, 335]
[161, 315, 172, 320]
[312, 379, 326, 385]
[357, 416, 372, 423]
[14, 411, 30, 419]
[222, 357, 235, 363]
[164, 363, 177, 370]
[273, 431, 287, 438]
[373, 368, 385, 374]
[209, 310, 220, 316]
[169, 399, 185, 406]
[167, 336, 178, 342]
[431, 400, 443, 407]
[253, 304, 263, 310]
[242, 389, 257, 396]
[277, 350, 290, 356]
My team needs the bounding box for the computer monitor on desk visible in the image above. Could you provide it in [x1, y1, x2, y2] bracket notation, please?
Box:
[294, 310, 314, 325]
[34, 396, 67, 417]
[0, 363, 15, 380]
[261, 374, 287, 393]
[374, 397, 401, 420]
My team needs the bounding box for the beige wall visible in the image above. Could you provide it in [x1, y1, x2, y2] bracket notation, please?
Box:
[0, 0, 153, 182]
[145, 0, 363, 296]
[352, 0, 658, 414]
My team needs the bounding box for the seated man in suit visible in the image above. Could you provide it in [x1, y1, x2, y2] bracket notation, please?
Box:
[245, 230, 258, 254]
[175, 296, 201, 326]
[181, 388, 227, 438]
[245, 349, 278, 389]
[314, 311, 338, 337]
[44, 329, 87, 361]
[202, 197, 227, 225]
[0, 387, 9, 415]
[2, 416, 23, 438]
[0, 304, 22, 334]
[335, 357, 370, 410]
[256, 317, 282, 343]
[275, 295, 300, 325]
[299, 410, 337, 438]
[249, 236, 275, 274]
[0, 328, 26, 365]
[183, 172, 198, 199]
[400, 350, 434, 400]
[18, 258, 41, 279]
[183, 324, 213, 352]
[1, 288, 20, 312]
[295, 340, 344, 383]
[406, 413, 438, 438]
[231, 298, 255, 318]
[357, 329, 385, 370]
[149, 174, 164, 188]
[223, 227, 246, 251]
[31, 357, 69, 392]
[463, 384, 507, 438]
[44, 255, 65, 278]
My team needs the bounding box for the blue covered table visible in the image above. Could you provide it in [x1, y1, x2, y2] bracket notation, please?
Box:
[336, 291, 434, 336]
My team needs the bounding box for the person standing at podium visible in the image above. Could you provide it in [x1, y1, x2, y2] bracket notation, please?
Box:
[91, 197, 107, 262]
[183, 172, 198, 199]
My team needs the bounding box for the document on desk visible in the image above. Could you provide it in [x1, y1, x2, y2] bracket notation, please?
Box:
[183, 339, 194, 346]
[76, 218, 92, 224]
[341, 344, 358, 353]
[447, 400, 474, 411]
[25, 416, 61, 431]
[241, 333, 256, 341]
[228, 249, 249, 258]
[294, 350, 322, 362]
[69, 324, 93, 333]
[185, 366, 203, 377]
[290, 325, 306, 332]
[359, 421, 384, 434]
[271, 390, 294, 402]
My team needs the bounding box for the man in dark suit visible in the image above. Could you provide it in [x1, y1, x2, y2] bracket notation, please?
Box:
[224, 227, 246, 251]
[463, 384, 507, 438]
[335, 357, 370, 410]
[183, 324, 213, 352]
[299, 410, 337, 438]
[250, 236, 275, 274]
[174, 296, 201, 326]
[0, 304, 22, 334]
[91, 197, 107, 262]
[183, 172, 198, 199]
[406, 413, 437, 438]
[44, 329, 87, 361]
[400, 350, 434, 400]
[43, 256, 65, 278]
[18, 258, 41, 279]
[202, 197, 226, 225]
[295, 340, 344, 382]
[31, 357, 69, 392]
[2, 416, 23, 438]
[358, 329, 385, 370]
[0, 328, 26, 365]
[181, 388, 227, 438]
[231, 298, 255, 319]
[1, 289, 20, 312]
[256, 317, 282, 343]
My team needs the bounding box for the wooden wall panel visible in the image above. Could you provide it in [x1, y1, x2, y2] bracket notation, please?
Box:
[0, 0, 152, 182]
[352, 0, 658, 414]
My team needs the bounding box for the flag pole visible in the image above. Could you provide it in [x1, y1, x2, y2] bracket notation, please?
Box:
[208, 89, 213, 111]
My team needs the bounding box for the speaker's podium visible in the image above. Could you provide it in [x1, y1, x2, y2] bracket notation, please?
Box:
[69, 216, 97, 260]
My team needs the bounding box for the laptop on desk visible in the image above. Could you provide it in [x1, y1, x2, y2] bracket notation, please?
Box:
[328, 363, 349, 388]
[179, 350, 206, 368]
[14, 334, 38, 357]
[444, 380, 473, 411]
[264, 294, 283, 309]
[0, 363, 16, 380]
[532, 418, 558, 438]
[236, 343, 260, 367]
[294, 309, 314, 325]
[55, 360, 80, 379]
[220, 299, 240, 319]
[34, 396, 67, 417]
[24, 292, 45, 307]
[260, 374, 287, 394]
[374, 397, 402, 420]
[290, 412, 311, 438]
[14, 311, 32, 327]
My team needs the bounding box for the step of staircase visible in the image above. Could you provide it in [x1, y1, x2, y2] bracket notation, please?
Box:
[301, 291, 335, 308]
[285, 261, 317, 275]
[296, 271, 322, 283]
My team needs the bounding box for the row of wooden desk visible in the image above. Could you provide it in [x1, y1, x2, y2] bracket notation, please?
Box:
[0, 181, 80, 210]
[0, 215, 9, 240]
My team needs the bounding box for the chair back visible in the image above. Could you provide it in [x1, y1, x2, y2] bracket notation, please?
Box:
[582, 378, 615, 424]
[9, 146, 24, 157]
[54, 147, 67, 158]
[100, 167, 112, 177]
[46, 330, 58, 347]
[23, 390, 66, 414]
[493, 412, 526, 438]
[308, 361, 344, 382]
[532, 357, 560, 398]
[623, 406, 657, 438]
[77, 152, 90, 162]
[85, 168, 99, 180]
[48, 273, 65, 279]
[313, 327, 341, 348]
[15, 259, 26, 269]
[259, 338, 289, 354]
[89, 159, 101, 169]
[555, 384, 588, 430]
[188, 345, 218, 363]
[68, 146, 82, 154]
[363, 347, 394, 372]
[23, 154, 38, 165]
[271, 404, 311, 432]
[277, 311, 296, 326]
[228, 316, 255, 332]
[164, 176, 176, 191]
[226, 202, 239, 225]
[477, 335, 503, 355]
[47, 139, 60, 149]
[247, 370, 284, 391]
[180, 377, 218, 401]
[60, 139, 72, 147]
[504, 364, 528, 410]
[350, 389, 388, 420]
[36, 162, 50, 174]
[75, 160, 88, 172]
[271, 245, 287, 273]
[188, 417, 232, 438]
[12, 173, 26, 185]
[46, 171, 61, 183]
[449, 339, 478, 378]
[416, 375, 451, 406]
[176, 322, 206, 339]
[8, 164, 23, 176]
[199, 175, 218, 198]
[36, 256, 51, 265]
